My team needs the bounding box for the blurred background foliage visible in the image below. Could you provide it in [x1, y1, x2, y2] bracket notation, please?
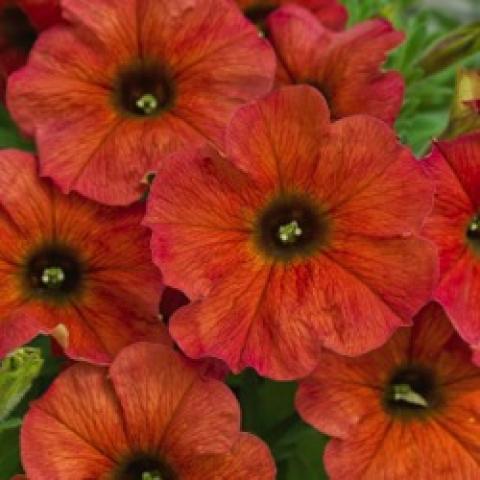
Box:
[344, 0, 480, 155]
[0, 0, 479, 479]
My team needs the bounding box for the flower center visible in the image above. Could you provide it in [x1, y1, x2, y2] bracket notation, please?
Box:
[24, 245, 83, 300]
[0, 5, 37, 52]
[383, 364, 442, 418]
[117, 455, 175, 480]
[467, 214, 480, 251]
[114, 60, 175, 117]
[244, 4, 276, 35]
[254, 194, 329, 262]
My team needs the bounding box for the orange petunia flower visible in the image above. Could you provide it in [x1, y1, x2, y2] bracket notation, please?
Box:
[236, 0, 347, 32]
[266, 5, 404, 124]
[145, 85, 437, 380]
[422, 133, 480, 360]
[296, 302, 480, 479]
[0, 0, 61, 100]
[0, 149, 167, 364]
[7, 0, 275, 206]
[21, 343, 276, 480]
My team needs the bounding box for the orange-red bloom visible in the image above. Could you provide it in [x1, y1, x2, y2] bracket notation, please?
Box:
[21, 343, 276, 480]
[296, 303, 480, 479]
[236, 0, 347, 32]
[7, 0, 275, 206]
[0, 149, 167, 364]
[267, 5, 404, 124]
[422, 133, 480, 358]
[145, 85, 436, 380]
[0, 0, 60, 100]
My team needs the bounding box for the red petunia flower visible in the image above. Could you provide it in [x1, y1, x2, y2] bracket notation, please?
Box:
[422, 133, 480, 358]
[0, 149, 167, 364]
[21, 343, 276, 480]
[7, 0, 275, 206]
[236, 0, 347, 32]
[0, 0, 61, 100]
[145, 86, 436, 380]
[296, 302, 480, 479]
[266, 5, 404, 124]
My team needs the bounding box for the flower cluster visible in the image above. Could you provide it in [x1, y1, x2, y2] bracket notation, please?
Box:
[0, 0, 479, 479]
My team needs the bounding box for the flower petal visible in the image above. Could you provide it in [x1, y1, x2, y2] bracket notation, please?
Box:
[21, 363, 127, 479]
[145, 147, 261, 299]
[226, 85, 330, 191]
[422, 143, 473, 276]
[176, 433, 276, 480]
[109, 343, 239, 456]
[268, 7, 404, 123]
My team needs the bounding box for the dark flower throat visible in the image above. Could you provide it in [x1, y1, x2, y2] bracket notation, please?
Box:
[114, 61, 175, 117]
[24, 245, 83, 301]
[116, 455, 176, 480]
[255, 194, 328, 261]
[0, 6, 37, 52]
[383, 364, 442, 418]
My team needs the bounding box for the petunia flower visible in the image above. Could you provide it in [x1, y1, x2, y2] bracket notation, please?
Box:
[21, 342, 276, 480]
[0, 0, 61, 100]
[144, 85, 437, 380]
[7, 0, 276, 206]
[422, 133, 480, 359]
[236, 0, 347, 32]
[0, 149, 167, 364]
[296, 302, 480, 479]
[266, 5, 404, 124]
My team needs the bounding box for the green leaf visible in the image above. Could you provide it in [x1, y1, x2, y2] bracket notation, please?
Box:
[228, 371, 330, 479]
[277, 428, 330, 480]
[0, 106, 34, 151]
[0, 420, 22, 479]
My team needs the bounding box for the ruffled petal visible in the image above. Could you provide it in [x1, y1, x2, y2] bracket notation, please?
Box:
[268, 7, 404, 123]
[21, 363, 127, 480]
[176, 433, 276, 480]
[110, 343, 240, 456]
[226, 85, 330, 190]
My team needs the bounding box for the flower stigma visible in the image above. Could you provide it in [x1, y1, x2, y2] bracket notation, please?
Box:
[136, 94, 159, 116]
[468, 215, 480, 233]
[41, 267, 66, 288]
[392, 383, 428, 408]
[278, 220, 303, 244]
[142, 472, 162, 480]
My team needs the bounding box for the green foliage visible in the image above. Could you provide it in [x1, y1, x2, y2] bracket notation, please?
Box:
[229, 371, 329, 479]
[0, 106, 34, 151]
[0, 337, 63, 479]
[0, 420, 21, 480]
[342, 0, 480, 155]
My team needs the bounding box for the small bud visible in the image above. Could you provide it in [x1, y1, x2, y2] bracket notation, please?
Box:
[443, 69, 480, 139]
[418, 22, 480, 76]
[0, 348, 43, 421]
